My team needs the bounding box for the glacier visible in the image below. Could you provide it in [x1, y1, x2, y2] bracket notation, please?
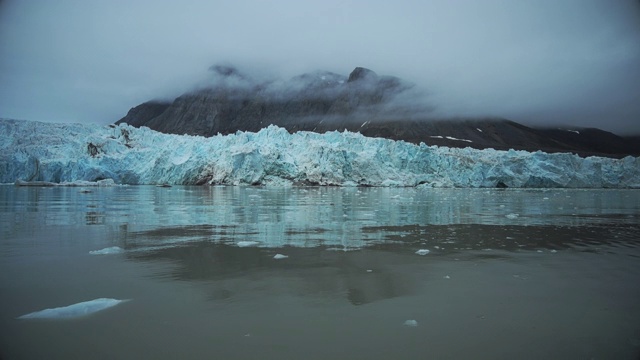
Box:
[1, 118, 639, 188]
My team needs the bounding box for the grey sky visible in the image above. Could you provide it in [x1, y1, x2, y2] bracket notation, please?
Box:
[1, 0, 639, 134]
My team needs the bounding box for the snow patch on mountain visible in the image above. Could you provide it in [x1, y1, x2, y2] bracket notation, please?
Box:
[1, 119, 638, 188]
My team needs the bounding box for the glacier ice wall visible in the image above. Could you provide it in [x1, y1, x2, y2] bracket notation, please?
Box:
[1, 119, 639, 188]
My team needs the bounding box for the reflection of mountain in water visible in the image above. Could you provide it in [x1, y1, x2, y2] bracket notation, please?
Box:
[118, 220, 639, 306]
[124, 241, 416, 306]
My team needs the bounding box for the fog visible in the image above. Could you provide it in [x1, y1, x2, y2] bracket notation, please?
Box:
[1, 0, 639, 134]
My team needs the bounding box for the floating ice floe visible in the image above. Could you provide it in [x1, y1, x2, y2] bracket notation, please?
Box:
[236, 241, 260, 247]
[403, 320, 418, 327]
[18, 298, 128, 319]
[273, 254, 289, 259]
[505, 213, 519, 219]
[415, 249, 430, 255]
[89, 246, 124, 255]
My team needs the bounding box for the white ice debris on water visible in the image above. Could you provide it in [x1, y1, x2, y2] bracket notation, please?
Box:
[14, 179, 117, 187]
[89, 246, 124, 255]
[415, 249, 430, 255]
[18, 298, 128, 319]
[1, 118, 639, 188]
[403, 320, 419, 327]
[236, 241, 260, 247]
[273, 254, 289, 259]
[505, 213, 520, 219]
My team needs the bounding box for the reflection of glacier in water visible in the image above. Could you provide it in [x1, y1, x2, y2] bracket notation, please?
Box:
[134, 187, 638, 250]
[3, 185, 637, 251]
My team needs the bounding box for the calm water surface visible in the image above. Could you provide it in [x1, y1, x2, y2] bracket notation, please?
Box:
[0, 186, 639, 359]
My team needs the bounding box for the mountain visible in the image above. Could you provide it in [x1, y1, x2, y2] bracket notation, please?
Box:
[117, 66, 640, 158]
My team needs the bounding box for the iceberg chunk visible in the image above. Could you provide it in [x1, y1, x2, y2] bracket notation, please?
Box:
[415, 249, 430, 255]
[18, 298, 128, 319]
[89, 246, 124, 255]
[236, 241, 260, 247]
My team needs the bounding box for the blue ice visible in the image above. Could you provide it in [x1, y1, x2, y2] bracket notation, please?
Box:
[18, 298, 129, 319]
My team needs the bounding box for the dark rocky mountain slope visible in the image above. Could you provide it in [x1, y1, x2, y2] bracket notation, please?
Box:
[117, 66, 640, 158]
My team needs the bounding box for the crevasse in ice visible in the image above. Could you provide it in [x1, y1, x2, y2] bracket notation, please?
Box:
[1, 119, 638, 188]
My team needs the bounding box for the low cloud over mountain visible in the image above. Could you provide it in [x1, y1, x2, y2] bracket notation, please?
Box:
[118, 66, 640, 158]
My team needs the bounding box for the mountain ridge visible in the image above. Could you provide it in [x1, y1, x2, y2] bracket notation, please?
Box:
[117, 66, 640, 158]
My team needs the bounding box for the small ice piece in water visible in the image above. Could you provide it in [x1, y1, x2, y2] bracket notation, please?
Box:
[325, 247, 360, 252]
[89, 246, 123, 255]
[18, 298, 128, 319]
[273, 254, 288, 260]
[444, 275, 451, 279]
[366, 269, 373, 273]
[237, 241, 259, 247]
[415, 249, 430, 255]
[550, 249, 557, 253]
[403, 319, 418, 327]
[505, 213, 519, 219]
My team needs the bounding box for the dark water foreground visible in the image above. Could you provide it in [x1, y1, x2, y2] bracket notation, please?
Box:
[1, 186, 639, 359]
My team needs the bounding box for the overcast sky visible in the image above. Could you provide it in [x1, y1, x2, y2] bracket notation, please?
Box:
[1, 0, 639, 134]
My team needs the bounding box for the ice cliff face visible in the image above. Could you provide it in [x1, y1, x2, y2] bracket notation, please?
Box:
[1, 119, 639, 188]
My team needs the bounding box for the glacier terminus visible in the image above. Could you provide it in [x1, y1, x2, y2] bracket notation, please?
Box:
[1, 119, 638, 188]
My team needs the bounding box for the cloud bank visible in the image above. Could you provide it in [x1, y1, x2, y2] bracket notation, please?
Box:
[1, 0, 639, 134]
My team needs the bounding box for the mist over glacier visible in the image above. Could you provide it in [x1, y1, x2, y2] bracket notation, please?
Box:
[1, 119, 638, 188]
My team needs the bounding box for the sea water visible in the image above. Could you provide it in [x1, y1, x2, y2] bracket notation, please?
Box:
[0, 185, 639, 359]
